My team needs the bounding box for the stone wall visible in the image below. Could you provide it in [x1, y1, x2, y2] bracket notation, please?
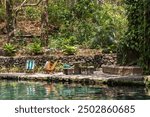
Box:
[102, 54, 117, 65]
[0, 54, 116, 69]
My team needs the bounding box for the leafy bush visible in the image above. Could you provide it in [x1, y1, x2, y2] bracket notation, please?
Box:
[27, 42, 43, 55]
[0, 6, 5, 22]
[48, 0, 127, 50]
[48, 1, 72, 26]
[63, 45, 77, 55]
[25, 7, 41, 20]
[117, 0, 150, 74]
[3, 43, 16, 56]
[102, 44, 117, 54]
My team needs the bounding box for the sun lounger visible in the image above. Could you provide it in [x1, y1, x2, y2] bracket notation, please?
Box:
[26, 60, 35, 73]
[44, 61, 58, 74]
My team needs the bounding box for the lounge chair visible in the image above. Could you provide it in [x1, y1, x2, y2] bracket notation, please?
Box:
[26, 60, 35, 73]
[44, 61, 58, 74]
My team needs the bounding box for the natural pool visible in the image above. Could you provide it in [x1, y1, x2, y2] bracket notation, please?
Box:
[0, 80, 150, 100]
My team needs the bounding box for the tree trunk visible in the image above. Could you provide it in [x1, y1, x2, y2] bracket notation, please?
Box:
[0, 0, 2, 5]
[6, 0, 14, 42]
[41, 0, 49, 47]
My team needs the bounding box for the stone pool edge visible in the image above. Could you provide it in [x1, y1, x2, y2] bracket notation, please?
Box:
[0, 72, 150, 86]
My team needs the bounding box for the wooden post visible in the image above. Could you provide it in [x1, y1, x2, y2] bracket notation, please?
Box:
[41, 0, 49, 47]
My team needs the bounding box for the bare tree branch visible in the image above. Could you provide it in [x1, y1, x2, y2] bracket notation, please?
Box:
[23, 0, 42, 7]
[14, 0, 27, 12]
[13, 0, 43, 29]
[14, 0, 42, 11]
[20, 0, 28, 7]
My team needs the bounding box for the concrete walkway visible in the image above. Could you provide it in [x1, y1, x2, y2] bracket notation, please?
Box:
[0, 71, 147, 86]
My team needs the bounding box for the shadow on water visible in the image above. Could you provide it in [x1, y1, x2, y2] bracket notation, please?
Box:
[0, 80, 150, 100]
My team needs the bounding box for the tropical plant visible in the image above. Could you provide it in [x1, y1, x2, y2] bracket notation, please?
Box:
[63, 45, 77, 55]
[25, 6, 41, 20]
[3, 43, 16, 56]
[27, 42, 43, 55]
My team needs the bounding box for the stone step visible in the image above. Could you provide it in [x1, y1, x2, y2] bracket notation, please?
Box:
[102, 65, 143, 76]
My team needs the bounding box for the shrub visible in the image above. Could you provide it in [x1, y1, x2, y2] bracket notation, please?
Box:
[3, 43, 16, 56]
[48, 0, 127, 50]
[27, 42, 43, 55]
[25, 7, 41, 20]
[0, 6, 5, 22]
[63, 45, 77, 55]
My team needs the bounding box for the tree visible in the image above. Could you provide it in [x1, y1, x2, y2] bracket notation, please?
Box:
[41, 0, 49, 46]
[6, 0, 14, 42]
[117, 0, 150, 74]
[5, 0, 46, 44]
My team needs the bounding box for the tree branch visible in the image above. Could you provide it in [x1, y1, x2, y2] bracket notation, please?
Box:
[23, 0, 42, 7]
[14, 0, 27, 11]
[14, 0, 42, 11]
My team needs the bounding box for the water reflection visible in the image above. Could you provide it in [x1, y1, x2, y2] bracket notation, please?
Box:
[0, 80, 150, 100]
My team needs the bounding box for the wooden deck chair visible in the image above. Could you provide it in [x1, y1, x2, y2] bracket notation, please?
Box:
[26, 60, 35, 73]
[44, 61, 58, 74]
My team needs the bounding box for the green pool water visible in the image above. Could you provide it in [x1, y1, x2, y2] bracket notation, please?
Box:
[0, 80, 150, 100]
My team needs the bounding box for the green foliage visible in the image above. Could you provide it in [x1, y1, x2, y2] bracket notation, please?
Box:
[3, 43, 16, 56]
[0, 5, 5, 22]
[118, 0, 150, 74]
[48, 1, 72, 26]
[90, 2, 127, 49]
[48, 0, 127, 50]
[27, 42, 43, 55]
[25, 7, 41, 20]
[63, 45, 77, 55]
[102, 44, 117, 54]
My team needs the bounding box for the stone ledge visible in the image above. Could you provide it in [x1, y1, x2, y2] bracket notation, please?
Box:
[0, 72, 145, 86]
[102, 65, 143, 76]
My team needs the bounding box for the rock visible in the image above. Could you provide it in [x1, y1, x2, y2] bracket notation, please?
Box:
[0, 49, 4, 56]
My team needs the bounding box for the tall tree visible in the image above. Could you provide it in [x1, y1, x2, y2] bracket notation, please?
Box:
[6, 0, 14, 42]
[41, 0, 49, 46]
